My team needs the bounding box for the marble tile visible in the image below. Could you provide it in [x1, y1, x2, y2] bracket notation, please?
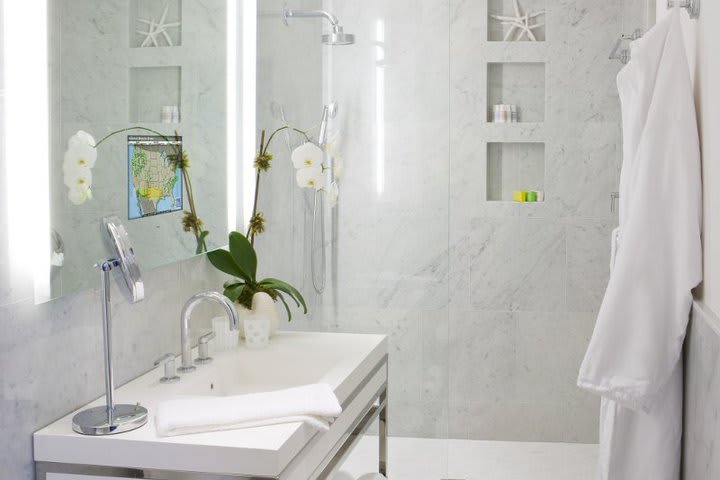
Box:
[546, 123, 620, 219]
[683, 302, 720, 480]
[420, 310, 449, 402]
[566, 220, 614, 312]
[450, 218, 566, 312]
[448, 310, 517, 401]
[515, 311, 596, 402]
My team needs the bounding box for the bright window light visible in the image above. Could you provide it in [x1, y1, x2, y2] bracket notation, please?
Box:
[4, 0, 51, 302]
[226, 0, 238, 234]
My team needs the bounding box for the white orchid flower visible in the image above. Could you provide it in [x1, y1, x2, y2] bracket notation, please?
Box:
[63, 142, 97, 170]
[67, 185, 92, 205]
[291, 142, 324, 170]
[296, 165, 326, 191]
[68, 130, 96, 149]
[326, 181, 339, 207]
[63, 166, 92, 191]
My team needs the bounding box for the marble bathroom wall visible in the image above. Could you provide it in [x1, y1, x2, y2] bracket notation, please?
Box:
[445, 0, 628, 442]
[683, 302, 720, 480]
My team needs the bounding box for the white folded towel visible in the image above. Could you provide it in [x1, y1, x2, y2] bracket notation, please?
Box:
[155, 383, 342, 437]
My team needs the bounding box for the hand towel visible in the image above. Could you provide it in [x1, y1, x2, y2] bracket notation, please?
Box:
[155, 383, 342, 437]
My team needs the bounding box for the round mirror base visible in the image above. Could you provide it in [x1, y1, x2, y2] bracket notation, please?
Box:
[72, 404, 148, 436]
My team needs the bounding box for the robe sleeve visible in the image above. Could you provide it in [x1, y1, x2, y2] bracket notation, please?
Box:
[577, 13, 702, 412]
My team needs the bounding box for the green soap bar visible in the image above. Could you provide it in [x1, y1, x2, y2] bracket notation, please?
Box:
[526, 191, 538, 202]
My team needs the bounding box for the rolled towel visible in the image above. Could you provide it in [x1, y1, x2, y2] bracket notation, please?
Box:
[155, 383, 342, 437]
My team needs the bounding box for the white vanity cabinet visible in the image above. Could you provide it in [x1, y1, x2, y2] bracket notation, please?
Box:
[34, 332, 388, 480]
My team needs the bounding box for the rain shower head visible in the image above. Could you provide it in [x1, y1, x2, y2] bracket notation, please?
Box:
[282, 6, 355, 45]
[322, 26, 355, 46]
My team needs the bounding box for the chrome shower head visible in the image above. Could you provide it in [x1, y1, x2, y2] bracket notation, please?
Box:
[322, 25, 355, 45]
[283, 6, 355, 45]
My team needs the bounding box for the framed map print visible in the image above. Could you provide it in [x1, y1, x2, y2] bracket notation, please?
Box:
[127, 135, 183, 219]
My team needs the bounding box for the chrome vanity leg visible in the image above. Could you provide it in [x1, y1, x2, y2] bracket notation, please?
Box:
[379, 385, 388, 477]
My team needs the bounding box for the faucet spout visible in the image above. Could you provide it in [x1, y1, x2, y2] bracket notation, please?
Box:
[179, 291, 239, 373]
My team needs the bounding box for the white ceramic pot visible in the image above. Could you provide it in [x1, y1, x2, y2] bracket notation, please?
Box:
[237, 292, 280, 338]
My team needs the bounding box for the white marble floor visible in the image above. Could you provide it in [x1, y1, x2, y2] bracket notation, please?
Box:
[332, 436, 598, 480]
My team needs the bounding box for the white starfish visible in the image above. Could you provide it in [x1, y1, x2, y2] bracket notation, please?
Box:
[137, 4, 181, 47]
[491, 0, 545, 42]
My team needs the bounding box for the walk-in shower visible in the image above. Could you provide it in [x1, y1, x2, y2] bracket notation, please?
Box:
[257, 0, 656, 478]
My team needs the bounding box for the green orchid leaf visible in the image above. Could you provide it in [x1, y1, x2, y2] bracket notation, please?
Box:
[195, 230, 210, 255]
[260, 278, 307, 314]
[261, 282, 300, 308]
[207, 249, 251, 283]
[229, 231, 258, 281]
[275, 291, 293, 322]
[223, 279, 244, 289]
[224, 284, 245, 302]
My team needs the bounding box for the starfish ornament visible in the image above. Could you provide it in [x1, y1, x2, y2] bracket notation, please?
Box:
[137, 3, 181, 47]
[491, 0, 545, 42]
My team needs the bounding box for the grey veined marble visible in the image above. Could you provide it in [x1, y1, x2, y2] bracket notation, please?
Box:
[683, 302, 720, 480]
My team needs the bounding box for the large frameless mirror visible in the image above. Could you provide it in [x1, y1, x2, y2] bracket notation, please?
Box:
[11, 0, 242, 302]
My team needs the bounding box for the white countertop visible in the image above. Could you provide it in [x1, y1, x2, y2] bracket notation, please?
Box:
[34, 331, 388, 478]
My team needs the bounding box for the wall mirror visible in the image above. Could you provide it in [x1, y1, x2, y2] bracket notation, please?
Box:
[13, 0, 244, 302]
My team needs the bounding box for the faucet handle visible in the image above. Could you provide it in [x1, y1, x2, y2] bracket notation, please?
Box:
[154, 353, 180, 384]
[195, 331, 216, 365]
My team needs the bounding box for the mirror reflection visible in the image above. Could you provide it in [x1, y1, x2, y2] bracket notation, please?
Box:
[46, 0, 232, 300]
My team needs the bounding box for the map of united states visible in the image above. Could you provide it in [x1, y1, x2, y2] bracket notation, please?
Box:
[130, 145, 180, 217]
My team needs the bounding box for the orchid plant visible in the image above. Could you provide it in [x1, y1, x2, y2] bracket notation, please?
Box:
[62, 127, 208, 254]
[208, 124, 339, 320]
[244, 125, 339, 244]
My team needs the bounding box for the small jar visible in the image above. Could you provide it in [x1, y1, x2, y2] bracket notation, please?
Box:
[244, 313, 270, 349]
[510, 105, 518, 123]
[493, 105, 502, 123]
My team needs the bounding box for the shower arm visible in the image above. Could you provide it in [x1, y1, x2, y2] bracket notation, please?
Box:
[283, 8, 340, 27]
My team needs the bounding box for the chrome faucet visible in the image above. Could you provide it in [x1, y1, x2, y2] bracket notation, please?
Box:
[179, 291, 239, 373]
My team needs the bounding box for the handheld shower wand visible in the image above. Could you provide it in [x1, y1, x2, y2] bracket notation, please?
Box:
[311, 101, 338, 294]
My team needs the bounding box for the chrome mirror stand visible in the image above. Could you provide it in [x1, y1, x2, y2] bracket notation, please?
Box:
[72, 218, 148, 435]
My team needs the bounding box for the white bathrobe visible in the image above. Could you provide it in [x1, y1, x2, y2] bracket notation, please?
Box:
[577, 9, 702, 480]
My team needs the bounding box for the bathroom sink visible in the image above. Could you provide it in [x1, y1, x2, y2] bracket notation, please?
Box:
[34, 331, 388, 480]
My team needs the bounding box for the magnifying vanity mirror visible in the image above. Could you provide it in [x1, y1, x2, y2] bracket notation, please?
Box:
[30, 0, 240, 302]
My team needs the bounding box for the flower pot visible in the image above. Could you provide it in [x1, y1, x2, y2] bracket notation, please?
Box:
[237, 292, 280, 338]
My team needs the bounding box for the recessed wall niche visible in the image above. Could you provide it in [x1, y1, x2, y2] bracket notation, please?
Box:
[130, 0, 182, 48]
[129, 66, 181, 123]
[487, 62, 545, 123]
[488, 0, 546, 42]
[487, 142, 545, 202]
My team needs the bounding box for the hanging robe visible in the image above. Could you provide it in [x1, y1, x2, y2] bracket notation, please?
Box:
[577, 9, 702, 480]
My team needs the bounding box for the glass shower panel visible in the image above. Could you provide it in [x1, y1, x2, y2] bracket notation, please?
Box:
[256, 0, 452, 478]
[257, 0, 648, 477]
